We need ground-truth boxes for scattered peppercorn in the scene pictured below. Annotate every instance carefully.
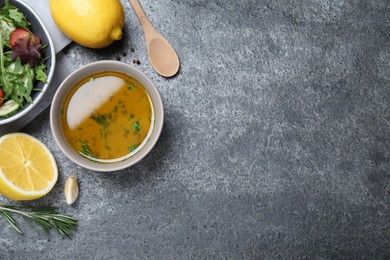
[116,56,121,61]
[131,47,135,52]
[136,60,141,65]
[132,59,137,64]
[122,52,127,57]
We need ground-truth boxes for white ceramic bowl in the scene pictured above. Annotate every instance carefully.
[0,0,56,125]
[50,61,164,172]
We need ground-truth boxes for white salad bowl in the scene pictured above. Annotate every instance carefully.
[50,61,164,172]
[0,0,55,125]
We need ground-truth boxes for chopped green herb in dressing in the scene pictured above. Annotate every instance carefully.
[131,120,141,134]
[128,144,139,152]
[127,84,136,90]
[90,113,110,128]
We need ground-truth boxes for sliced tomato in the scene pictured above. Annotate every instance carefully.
[10,28,40,49]
[10,28,42,67]
[0,88,4,107]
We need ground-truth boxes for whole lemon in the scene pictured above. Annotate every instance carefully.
[50,0,125,48]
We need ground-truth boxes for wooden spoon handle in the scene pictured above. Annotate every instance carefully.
[128,0,155,34]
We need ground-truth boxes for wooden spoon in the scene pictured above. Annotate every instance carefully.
[129,0,180,77]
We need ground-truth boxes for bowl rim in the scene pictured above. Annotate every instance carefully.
[50,60,164,172]
[0,0,56,125]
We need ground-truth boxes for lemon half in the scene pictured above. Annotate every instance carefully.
[0,133,58,200]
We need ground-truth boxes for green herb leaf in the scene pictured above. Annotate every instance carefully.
[90,113,110,128]
[128,144,139,152]
[127,84,136,90]
[35,62,48,83]
[0,204,77,239]
[8,9,23,23]
[7,7,28,28]
[131,120,141,134]
[79,141,95,158]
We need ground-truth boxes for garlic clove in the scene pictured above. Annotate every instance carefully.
[64,176,79,205]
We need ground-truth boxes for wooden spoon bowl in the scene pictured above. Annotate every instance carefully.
[129,0,180,77]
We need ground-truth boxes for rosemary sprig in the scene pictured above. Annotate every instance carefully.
[0,204,77,239]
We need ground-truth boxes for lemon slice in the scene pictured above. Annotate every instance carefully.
[0,133,58,200]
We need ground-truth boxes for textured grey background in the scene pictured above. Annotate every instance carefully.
[1,0,390,259]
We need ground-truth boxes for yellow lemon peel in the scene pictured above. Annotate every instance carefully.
[50,0,125,48]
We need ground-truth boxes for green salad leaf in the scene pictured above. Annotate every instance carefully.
[0,0,28,43]
[0,0,49,112]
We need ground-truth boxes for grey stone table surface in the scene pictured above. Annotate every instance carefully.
[1,0,389,259]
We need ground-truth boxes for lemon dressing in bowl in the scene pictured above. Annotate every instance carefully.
[50,60,164,172]
[60,71,154,163]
